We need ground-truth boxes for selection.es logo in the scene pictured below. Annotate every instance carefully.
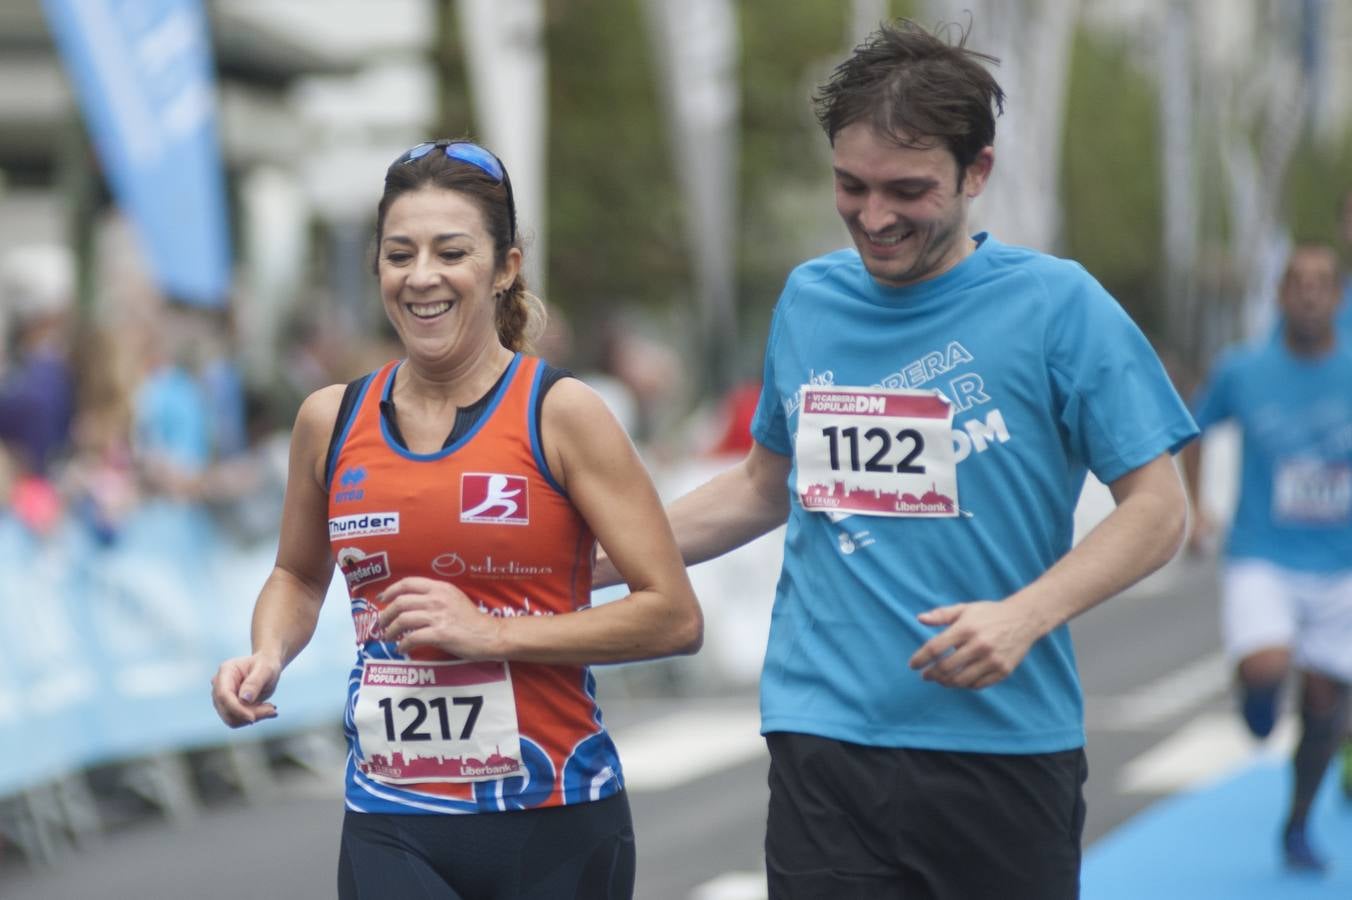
[460,473,529,525]
[329,512,399,539]
[335,466,367,503]
[431,552,553,580]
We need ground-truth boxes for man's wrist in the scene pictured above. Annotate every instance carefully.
[1005,589,1063,640]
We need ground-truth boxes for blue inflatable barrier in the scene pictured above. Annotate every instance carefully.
[0,517,102,794]
[0,505,357,798]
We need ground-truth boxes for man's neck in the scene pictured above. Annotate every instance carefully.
[1283,330,1334,358]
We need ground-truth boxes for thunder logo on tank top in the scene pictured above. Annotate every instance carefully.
[327,354,623,814]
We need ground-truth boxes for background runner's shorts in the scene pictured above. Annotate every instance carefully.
[1222,559,1352,681]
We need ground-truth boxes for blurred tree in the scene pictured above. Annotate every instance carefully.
[544,0,688,356]
[432,0,474,140]
[1060,26,1164,337]
[517,1,1351,398]
[1284,129,1352,246]
[539,0,933,384]
[735,2,847,363]
[735,1,919,367]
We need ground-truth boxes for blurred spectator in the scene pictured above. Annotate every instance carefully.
[704,380,760,458]
[1341,189,1352,332]
[63,327,140,544]
[534,303,641,437]
[592,318,687,450]
[0,434,62,537]
[132,306,213,501]
[0,244,77,478]
[277,307,348,420]
[129,301,280,539]
[211,385,290,545]
[0,440,13,508]
[533,300,576,368]
[198,305,249,461]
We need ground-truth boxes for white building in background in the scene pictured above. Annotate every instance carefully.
[0,0,440,371]
[222,0,440,369]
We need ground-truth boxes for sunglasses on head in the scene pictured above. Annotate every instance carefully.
[394,140,517,243]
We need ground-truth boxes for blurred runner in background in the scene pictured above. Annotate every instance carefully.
[1335,188,1352,803]
[1185,243,1352,874]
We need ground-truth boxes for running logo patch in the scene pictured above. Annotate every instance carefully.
[460,473,530,525]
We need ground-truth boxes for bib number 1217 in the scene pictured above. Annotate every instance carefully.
[377,695,482,742]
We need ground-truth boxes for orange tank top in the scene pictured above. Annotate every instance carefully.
[327,354,623,814]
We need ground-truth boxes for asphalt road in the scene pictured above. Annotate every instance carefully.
[0,554,1230,900]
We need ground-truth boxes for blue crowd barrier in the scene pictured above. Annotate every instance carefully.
[0,504,357,799]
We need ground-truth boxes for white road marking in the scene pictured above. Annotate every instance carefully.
[689,871,767,900]
[1117,711,1296,794]
[613,706,766,793]
[1084,652,1231,730]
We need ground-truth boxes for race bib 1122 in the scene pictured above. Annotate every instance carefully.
[794,386,958,518]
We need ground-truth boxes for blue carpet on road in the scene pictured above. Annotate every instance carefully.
[1082,761,1352,899]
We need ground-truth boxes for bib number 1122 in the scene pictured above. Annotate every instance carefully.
[821,425,925,474]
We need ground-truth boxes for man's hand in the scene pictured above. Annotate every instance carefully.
[908,600,1044,690]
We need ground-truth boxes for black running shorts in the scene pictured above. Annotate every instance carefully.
[764,732,1086,900]
[337,789,635,900]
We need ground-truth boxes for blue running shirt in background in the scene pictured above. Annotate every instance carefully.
[1191,340,1352,573]
[750,234,1198,754]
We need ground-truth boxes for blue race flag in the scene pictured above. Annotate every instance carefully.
[42,0,231,307]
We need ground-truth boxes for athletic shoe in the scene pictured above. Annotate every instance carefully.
[1283,824,1328,874]
[1240,682,1280,739]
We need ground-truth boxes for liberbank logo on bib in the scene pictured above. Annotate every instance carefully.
[329,512,400,539]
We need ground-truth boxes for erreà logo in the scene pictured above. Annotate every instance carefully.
[335,466,367,503]
[329,512,399,538]
[338,547,391,591]
[460,473,529,525]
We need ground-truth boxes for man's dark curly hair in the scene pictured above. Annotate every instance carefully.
[814,19,1005,172]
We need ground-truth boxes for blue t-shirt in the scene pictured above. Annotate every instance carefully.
[750,234,1197,754]
[1191,340,1352,572]
[133,365,211,473]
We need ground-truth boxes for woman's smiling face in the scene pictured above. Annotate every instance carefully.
[377,186,519,364]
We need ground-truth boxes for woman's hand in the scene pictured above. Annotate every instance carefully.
[211,653,282,727]
[378,577,506,659]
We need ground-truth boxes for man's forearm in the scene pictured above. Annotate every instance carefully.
[1007,458,1188,636]
[664,465,788,567]
[594,450,790,587]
